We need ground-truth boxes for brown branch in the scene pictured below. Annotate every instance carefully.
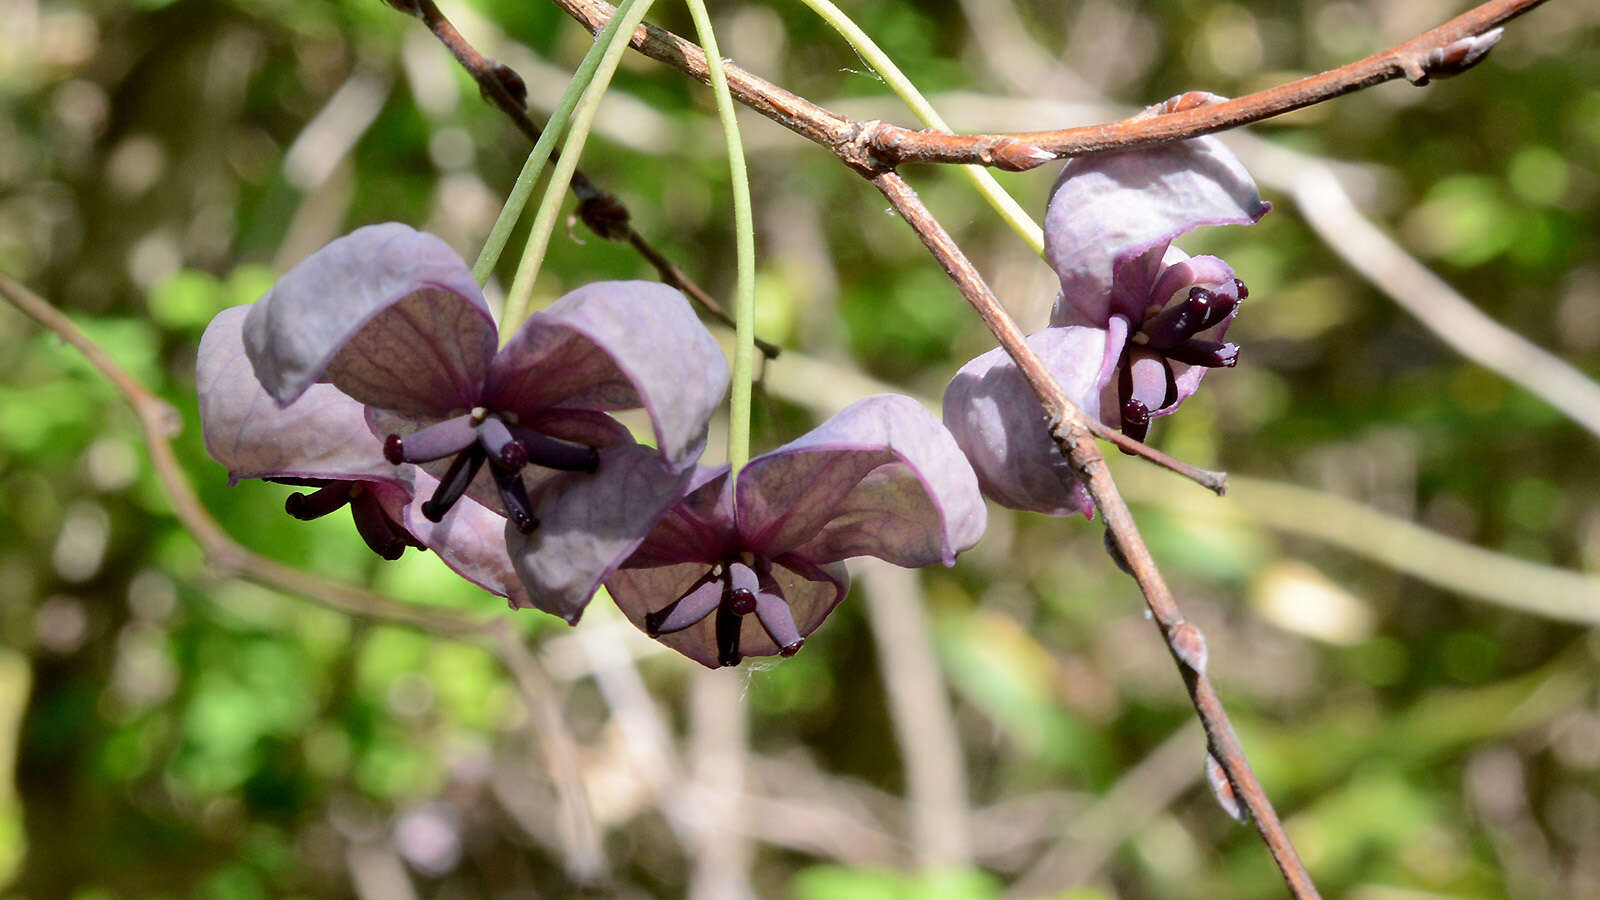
[871,171,1319,899]
[548,0,1537,173]
[391,0,780,358]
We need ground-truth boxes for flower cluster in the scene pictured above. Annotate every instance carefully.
[200,223,986,667]
[943,136,1269,517]
[199,138,1262,664]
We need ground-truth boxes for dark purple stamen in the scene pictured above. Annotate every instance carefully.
[715,605,744,668]
[1158,356,1179,410]
[509,425,600,473]
[349,487,414,560]
[1164,339,1239,368]
[477,416,527,470]
[1117,348,1151,447]
[1142,287,1214,348]
[489,461,538,534]
[285,482,355,520]
[422,445,486,522]
[1196,290,1239,332]
[646,571,723,636]
[1233,278,1249,300]
[1120,397,1151,444]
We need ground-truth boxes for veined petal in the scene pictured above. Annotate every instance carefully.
[485,281,729,468]
[242,223,496,416]
[735,394,986,567]
[619,465,736,569]
[398,470,529,605]
[1046,137,1268,327]
[198,306,410,486]
[943,327,1111,518]
[506,442,695,624]
[608,557,846,669]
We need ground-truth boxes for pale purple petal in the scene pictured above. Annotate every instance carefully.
[506,443,695,624]
[485,281,729,467]
[1045,137,1268,327]
[242,223,497,416]
[735,394,986,567]
[399,470,528,605]
[619,466,736,569]
[943,328,1112,518]
[608,558,846,669]
[198,306,410,487]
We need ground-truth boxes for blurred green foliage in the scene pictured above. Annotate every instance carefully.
[1,0,1598,897]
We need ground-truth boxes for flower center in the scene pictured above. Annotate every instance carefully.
[642,559,805,667]
[266,477,423,561]
[1117,280,1246,443]
[382,408,599,533]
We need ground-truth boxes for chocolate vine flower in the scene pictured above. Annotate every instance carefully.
[945,137,1269,517]
[198,305,528,602]
[238,223,729,535]
[586,395,986,669]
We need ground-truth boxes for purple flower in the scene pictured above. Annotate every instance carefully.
[238,223,730,536]
[198,306,529,603]
[945,137,1269,517]
[589,395,986,668]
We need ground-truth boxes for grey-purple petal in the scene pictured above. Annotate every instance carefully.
[943,327,1110,518]
[1045,137,1269,327]
[485,281,729,468]
[735,394,986,567]
[399,470,529,606]
[198,305,411,486]
[506,442,695,624]
[242,223,497,416]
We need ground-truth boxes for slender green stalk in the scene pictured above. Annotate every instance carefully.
[796,0,1044,254]
[683,0,756,472]
[499,0,655,339]
[470,8,639,286]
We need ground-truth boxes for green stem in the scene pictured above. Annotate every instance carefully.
[796,0,1044,255]
[683,0,756,472]
[499,0,656,339]
[470,8,638,287]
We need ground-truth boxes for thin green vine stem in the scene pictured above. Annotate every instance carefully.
[683,0,756,473]
[499,0,656,340]
[470,5,641,287]
[796,0,1045,255]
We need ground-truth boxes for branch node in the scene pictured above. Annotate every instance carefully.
[1404,27,1504,86]
[1169,621,1209,675]
[1206,753,1250,825]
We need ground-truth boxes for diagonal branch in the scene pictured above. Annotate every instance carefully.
[871,173,1319,898]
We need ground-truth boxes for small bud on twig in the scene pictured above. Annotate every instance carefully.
[1206,753,1250,824]
[1169,621,1208,675]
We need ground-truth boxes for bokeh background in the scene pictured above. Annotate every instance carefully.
[2,0,1599,897]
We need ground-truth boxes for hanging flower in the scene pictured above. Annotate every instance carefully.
[238,222,731,536]
[198,305,528,602]
[945,136,1269,517]
[540,395,988,668]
